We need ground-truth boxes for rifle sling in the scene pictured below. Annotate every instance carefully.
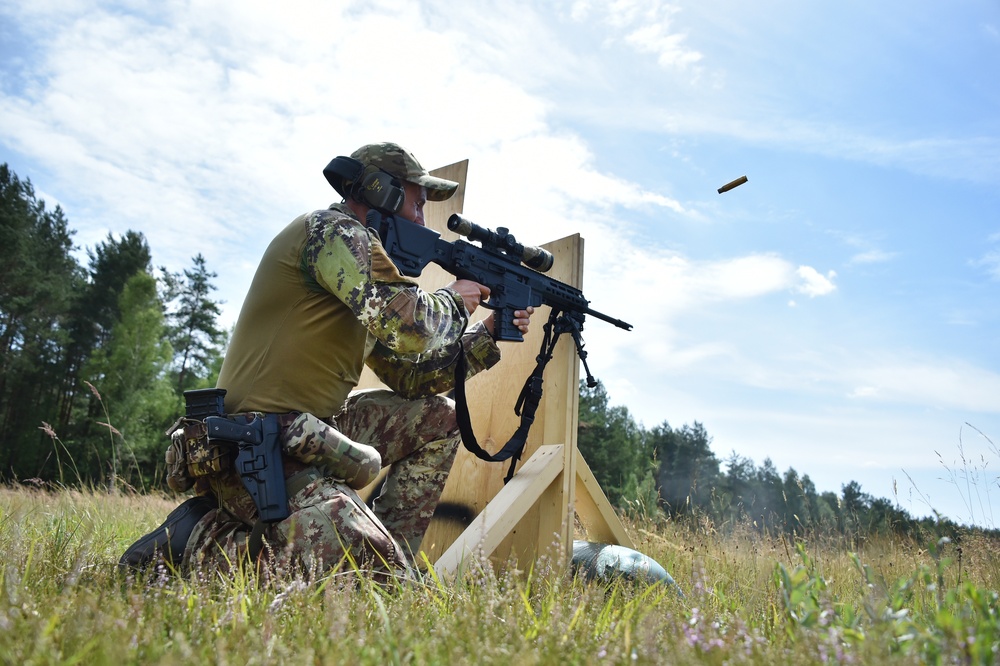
[453,309,563,483]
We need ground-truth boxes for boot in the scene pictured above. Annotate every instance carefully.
[119,495,214,572]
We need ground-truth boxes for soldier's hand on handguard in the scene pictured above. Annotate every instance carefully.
[484,306,535,340]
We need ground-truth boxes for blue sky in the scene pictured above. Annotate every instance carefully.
[2,0,999,526]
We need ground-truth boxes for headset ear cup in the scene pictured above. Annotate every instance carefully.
[358,168,405,214]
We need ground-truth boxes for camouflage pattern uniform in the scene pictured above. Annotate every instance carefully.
[181,143,501,579]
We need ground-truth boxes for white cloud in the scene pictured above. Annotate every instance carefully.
[567,0,702,69]
[972,250,1000,281]
[625,20,703,69]
[850,360,1000,414]
[795,266,837,297]
[581,247,806,324]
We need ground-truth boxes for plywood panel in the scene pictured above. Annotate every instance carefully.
[434,445,565,574]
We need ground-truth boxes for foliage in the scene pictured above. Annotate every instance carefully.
[649,421,718,516]
[578,381,649,507]
[577,379,944,542]
[3,487,1000,664]
[56,230,157,480]
[80,272,179,488]
[0,165,85,479]
[60,230,153,424]
[0,164,212,489]
[772,536,1000,663]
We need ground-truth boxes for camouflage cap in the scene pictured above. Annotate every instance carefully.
[350,142,459,201]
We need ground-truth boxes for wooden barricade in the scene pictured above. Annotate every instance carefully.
[357,160,633,575]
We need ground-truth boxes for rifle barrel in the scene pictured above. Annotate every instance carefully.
[585,306,633,331]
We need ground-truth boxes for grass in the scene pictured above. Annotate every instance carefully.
[2,486,1000,665]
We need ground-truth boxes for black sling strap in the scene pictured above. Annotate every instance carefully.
[453,308,597,483]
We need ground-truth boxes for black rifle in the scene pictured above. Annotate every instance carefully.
[369,210,632,480]
[372,211,632,341]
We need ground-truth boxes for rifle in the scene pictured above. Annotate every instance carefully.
[320,153,630,339]
[371,211,632,342]
[369,209,632,480]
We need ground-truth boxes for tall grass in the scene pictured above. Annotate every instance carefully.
[2,486,999,664]
[934,423,1000,530]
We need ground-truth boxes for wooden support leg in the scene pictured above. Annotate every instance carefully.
[434,445,565,575]
[433,445,637,576]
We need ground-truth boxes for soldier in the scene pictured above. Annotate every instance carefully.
[120,142,532,578]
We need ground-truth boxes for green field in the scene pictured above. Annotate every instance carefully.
[2,486,998,665]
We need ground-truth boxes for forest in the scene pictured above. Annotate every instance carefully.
[0,163,970,540]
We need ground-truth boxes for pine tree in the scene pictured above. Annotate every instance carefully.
[651,421,720,516]
[59,231,152,431]
[163,254,225,393]
[577,380,647,507]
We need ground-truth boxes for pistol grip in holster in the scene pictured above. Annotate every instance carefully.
[206,414,289,523]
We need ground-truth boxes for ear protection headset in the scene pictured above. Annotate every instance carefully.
[322,156,405,215]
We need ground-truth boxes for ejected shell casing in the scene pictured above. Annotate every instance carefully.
[718,175,748,194]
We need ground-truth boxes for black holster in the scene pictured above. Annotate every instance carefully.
[184,388,289,523]
[204,413,289,523]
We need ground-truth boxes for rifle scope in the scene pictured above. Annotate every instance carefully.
[448,214,554,273]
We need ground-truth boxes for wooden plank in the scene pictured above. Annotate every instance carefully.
[552,234,583,565]
[434,445,565,575]
[497,232,585,568]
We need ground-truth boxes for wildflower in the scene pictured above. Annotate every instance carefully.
[269,580,309,612]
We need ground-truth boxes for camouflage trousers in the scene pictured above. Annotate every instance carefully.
[183,389,460,578]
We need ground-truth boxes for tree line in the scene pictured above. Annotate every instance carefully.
[0,164,970,540]
[577,380,970,540]
[1,164,225,490]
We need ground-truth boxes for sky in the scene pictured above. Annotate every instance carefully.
[2,0,999,527]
